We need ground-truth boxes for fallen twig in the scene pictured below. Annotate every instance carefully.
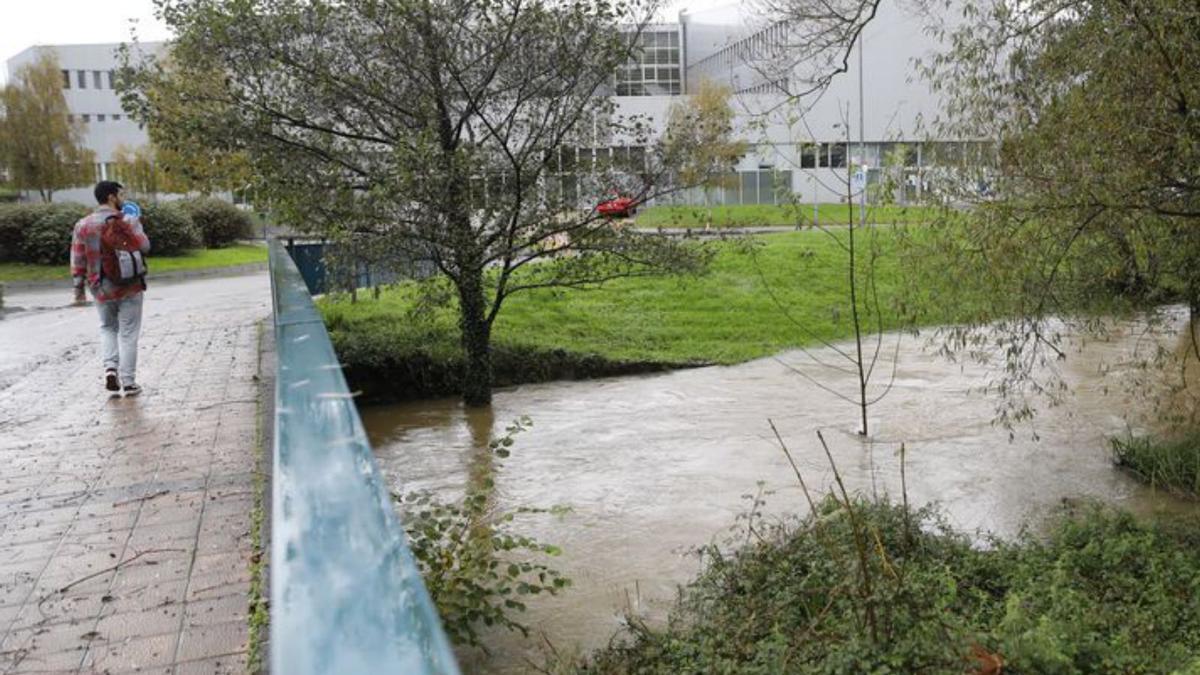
[55,548,187,595]
[112,489,170,507]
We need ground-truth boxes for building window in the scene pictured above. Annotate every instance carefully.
[77,70,87,89]
[81,114,90,123]
[61,70,70,89]
[800,145,816,169]
[112,114,121,121]
[93,70,102,89]
[614,29,682,96]
[107,70,115,89]
[829,143,847,168]
[97,114,106,122]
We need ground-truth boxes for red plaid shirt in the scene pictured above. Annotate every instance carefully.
[71,206,151,303]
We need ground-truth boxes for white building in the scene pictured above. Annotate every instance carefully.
[612,2,953,205]
[5,42,165,203]
[5,0,952,206]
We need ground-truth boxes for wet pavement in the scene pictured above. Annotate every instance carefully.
[362,308,1199,673]
[0,273,269,673]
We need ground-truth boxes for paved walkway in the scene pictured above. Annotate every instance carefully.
[0,273,270,674]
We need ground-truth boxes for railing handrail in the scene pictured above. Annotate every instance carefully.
[268,240,459,674]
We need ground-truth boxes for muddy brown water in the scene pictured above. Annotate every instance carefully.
[360,310,1198,673]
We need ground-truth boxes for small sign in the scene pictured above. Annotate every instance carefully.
[122,201,142,219]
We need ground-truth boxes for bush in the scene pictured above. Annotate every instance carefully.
[0,204,42,261]
[180,197,253,247]
[574,495,1200,674]
[18,203,89,265]
[142,201,201,255]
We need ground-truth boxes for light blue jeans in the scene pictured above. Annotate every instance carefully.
[98,292,144,386]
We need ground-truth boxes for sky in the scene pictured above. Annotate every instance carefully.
[0,0,172,85]
[0,0,740,86]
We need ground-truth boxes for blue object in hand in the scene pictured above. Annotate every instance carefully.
[122,201,142,219]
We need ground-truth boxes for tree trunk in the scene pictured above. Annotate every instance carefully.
[457,268,494,407]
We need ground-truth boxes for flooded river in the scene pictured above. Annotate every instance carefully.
[360,310,1198,672]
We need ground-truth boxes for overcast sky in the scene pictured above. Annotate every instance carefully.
[0,0,740,86]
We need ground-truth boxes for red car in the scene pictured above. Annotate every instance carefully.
[597,195,637,218]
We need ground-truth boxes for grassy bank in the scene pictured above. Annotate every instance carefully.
[570,496,1200,674]
[0,244,267,282]
[321,229,985,401]
[1113,430,1200,497]
[635,203,944,228]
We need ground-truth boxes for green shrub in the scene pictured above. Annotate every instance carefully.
[18,203,89,265]
[142,201,201,255]
[573,496,1200,674]
[0,204,41,261]
[397,418,570,646]
[180,197,253,247]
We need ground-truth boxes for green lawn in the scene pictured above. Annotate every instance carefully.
[0,244,267,283]
[320,228,986,399]
[634,203,945,229]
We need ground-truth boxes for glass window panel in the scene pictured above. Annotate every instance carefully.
[93,70,102,88]
[670,32,679,47]
[61,70,70,88]
[657,68,671,81]
[724,178,741,206]
[77,70,87,88]
[667,49,679,64]
[817,143,830,168]
[740,172,757,205]
[759,171,774,204]
[799,145,814,168]
[656,32,669,47]
[830,143,847,168]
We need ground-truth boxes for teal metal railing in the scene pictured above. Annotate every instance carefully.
[268,240,459,674]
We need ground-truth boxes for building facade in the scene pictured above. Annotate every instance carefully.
[5,42,164,203]
[5,0,953,207]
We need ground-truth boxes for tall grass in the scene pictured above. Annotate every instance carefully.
[1112,430,1200,496]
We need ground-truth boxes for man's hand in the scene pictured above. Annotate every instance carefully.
[73,287,87,305]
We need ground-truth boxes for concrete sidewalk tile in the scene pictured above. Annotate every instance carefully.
[185,576,249,604]
[182,593,247,629]
[94,605,183,642]
[86,632,178,672]
[189,552,247,580]
[2,643,88,672]
[109,561,192,595]
[173,650,247,675]
[176,620,247,664]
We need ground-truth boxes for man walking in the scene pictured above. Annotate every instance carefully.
[71,181,151,397]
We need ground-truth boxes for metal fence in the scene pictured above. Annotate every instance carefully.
[284,238,437,296]
[269,240,459,674]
